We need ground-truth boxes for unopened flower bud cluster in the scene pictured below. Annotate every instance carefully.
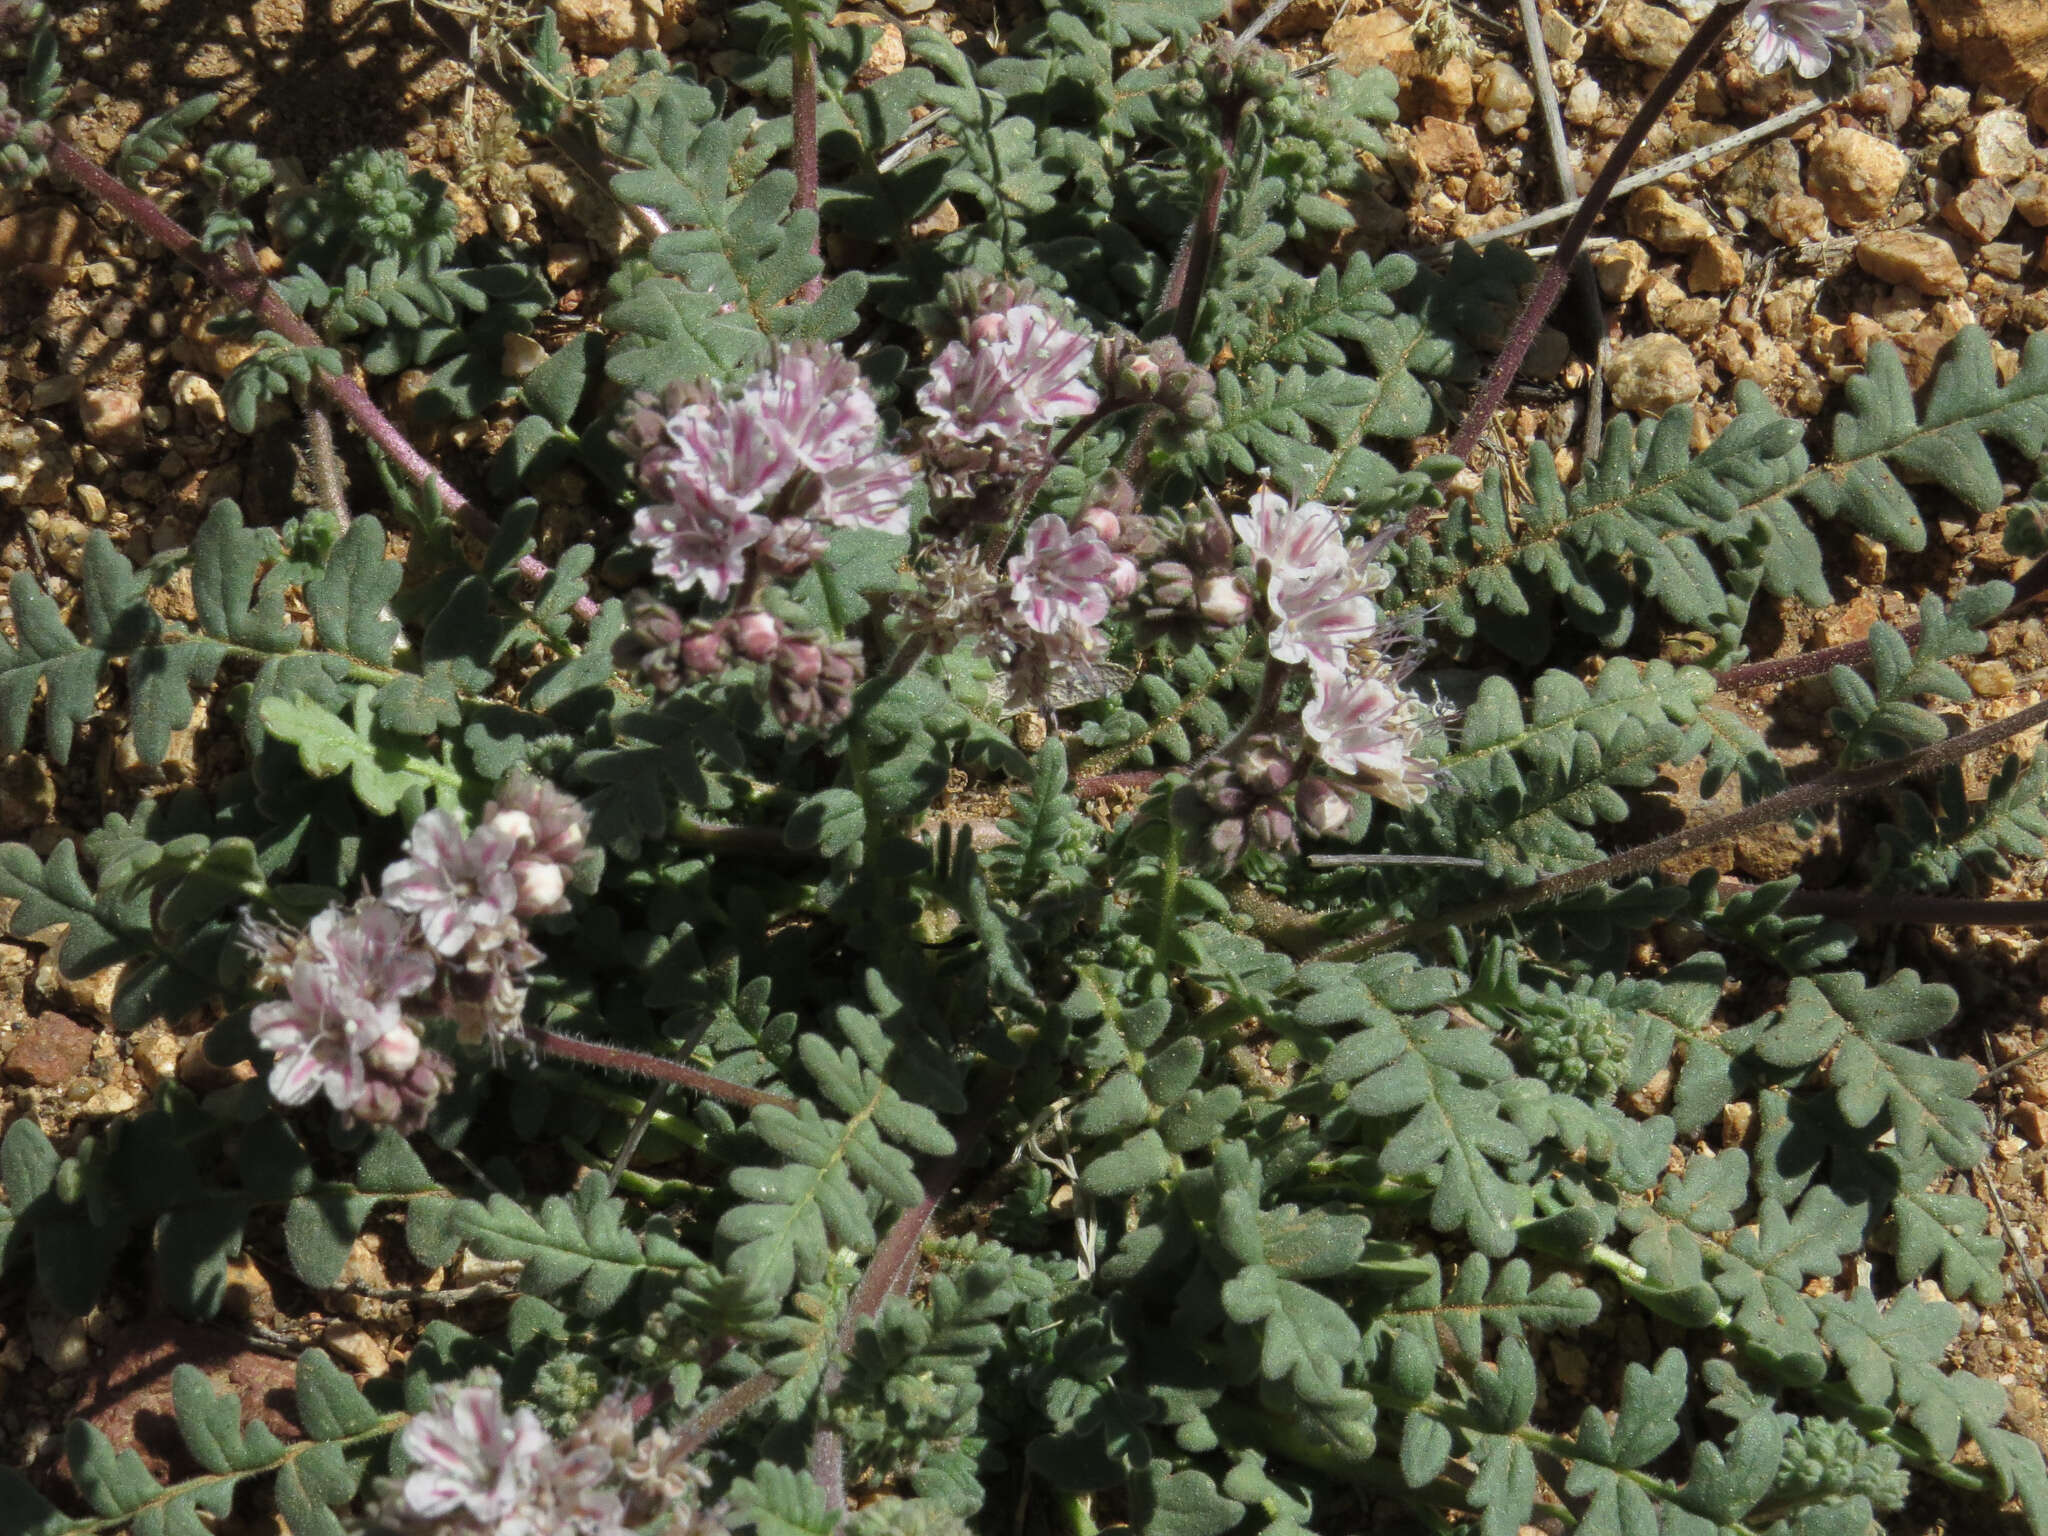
[241,771,590,1129]
[371,1370,725,1536]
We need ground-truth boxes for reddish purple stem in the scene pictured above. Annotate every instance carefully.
[47,136,601,624]
[533,1028,800,1112]
[1413,2,1742,534]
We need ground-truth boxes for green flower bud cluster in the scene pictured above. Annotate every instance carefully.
[1771,1417,1910,1513]
[1518,990,1632,1102]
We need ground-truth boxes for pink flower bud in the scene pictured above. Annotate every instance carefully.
[1077,505,1122,544]
[1197,575,1252,628]
[514,859,569,916]
[730,608,782,661]
[1248,803,1296,852]
[365,1024,421,1076]
[679,630,728,676]
[779,639,824,687]
[1106,553,1142,603]
[1296,777,1352,836]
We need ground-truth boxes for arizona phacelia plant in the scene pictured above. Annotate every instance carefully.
[2,0,2047,1533]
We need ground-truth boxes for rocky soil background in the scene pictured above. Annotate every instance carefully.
[3,0,2048,1529]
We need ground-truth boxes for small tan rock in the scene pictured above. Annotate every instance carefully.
[2014,174,2048,224]
[0,205,83,285]
[1763,190,1830,244]
[550,0,657,54]
[1688,235,1744,292]
[1969,659,2017,697]
[2014,1100,2048,1148]
[30,1301,92,1374]
[5,1011,95,1087]
[1606,332,1701,416]
[1328,9,1416,77]
[1593,238,1651,301]
[80,1081,141,1117]
[131,1024,182,1091]
[166,370,225,427]
[1412,54,1474,119]
[1855,229,1970,295]
[1969,108,2038,180]
[1565,75,1603,125]
[1642,276,1721,339]
[1915,0,2048,101]
[322,1322,389,1378]
[1540,5,1585,61]
[1477,59,1534,135]
[1625,186,1713,252]
[80,387,145,451]
[1410,116,1484,176]
[2031,82,2048,132]
[1849,71,1915,131]
[1943,176,2016,240]
[1720,1100,1754,1146]
[222,1255,276,1324]
[0,752,56,834]
[1604,0,1690,67]
[1806,128,1907,225]
[831,12,906,84]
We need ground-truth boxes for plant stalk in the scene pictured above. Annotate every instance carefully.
[789,0,825,304]
[1321,692,2048,960]
[1718,557,2048,693]
[531,1028,800,1112]
[1415,0,1741,533]
[45,135,601,624]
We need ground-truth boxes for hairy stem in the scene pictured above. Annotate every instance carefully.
[1414,0,1741,533]
[531,1028,800,1112]
[1320,692,2048,960]
[45,135,600,624]
[1162,97,1244,351]
[1718,558,2048,693]
[788,0,824,303]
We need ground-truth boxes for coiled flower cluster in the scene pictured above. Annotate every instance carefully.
[241,771,590,1128]
[617,594,865,732]
[369,1371,725,1536]
[1233,487,1442,810]
[620,344,914,601]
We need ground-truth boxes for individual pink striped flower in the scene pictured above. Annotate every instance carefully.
[251,958,416,1115]
[1742,0,1862,76]
[919,303,1100,445]
[1265,559,1385,677]
[745,345,915,533]
[308,900,437,1005]
[1231,488,1346,583]
[630,496,771,603]
[1006,514,1140,634]
[382,810,522,961]
[1303,666,1440,809]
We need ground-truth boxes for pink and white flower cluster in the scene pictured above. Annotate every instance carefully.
[375,1373,721,1536]
[623,344,914,602]
[1233,488,1440,810]
[974,507,1141,712]
[245,772,590,1128]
